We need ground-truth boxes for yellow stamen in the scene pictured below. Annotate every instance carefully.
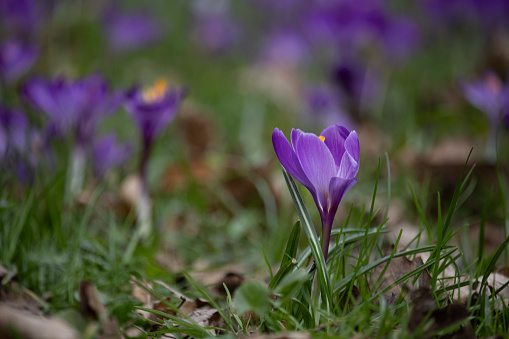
[142,79,168,103]
[319,136,325,142]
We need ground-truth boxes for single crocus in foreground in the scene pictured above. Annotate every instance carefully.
[272,125,359,260]
[125,79,184,239]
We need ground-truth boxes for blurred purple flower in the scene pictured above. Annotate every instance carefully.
[23,75,122,143]
[125,79,183,240]
[0,106,28,159]
[261,30,309,66]
[125,79,183,148]
[332,60,379,110]
[92,134,131,178]
[103,7,163,53]
[461,72,509,125]
[422,0,509,32]
[0,0,50,35]
[304,85,353,128]
[272,125,359,259]
[192,13,240,54]
[0,40,37,84]
[305,0,419,60]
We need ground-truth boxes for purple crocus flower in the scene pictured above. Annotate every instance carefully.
[125,79,183,239]
[461,72,509,161]
[103,6,163,53]
[331,60,380,113]
[461,72,508,126]
[304,0,419,60]
[23,75,122,142]
[192,13,240,54]
[272,125,359,259]
[0,106,28,160]
[0,40,37,84]
[0,0,49,35]
[92,134,131,178]
[125,79,183,151]
[304,85,353,128]
[261,30,309,66]
[24,75,122,195]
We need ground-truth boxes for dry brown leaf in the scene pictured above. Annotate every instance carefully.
[408,287,474,338]
[130,280,157,322]
[132,279,225,335]
[214,272,245,297]
[0,304,80,339]
[189,262,245,296]
[0,267,41,315]
[79,280,107,321]
[369,254,431,305]
[79,280,122,339]
[454,273,509,306]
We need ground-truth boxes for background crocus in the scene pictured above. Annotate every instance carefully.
[0,106,28,162]
[272,125,359,259]
[103,6,163,54]
[461,72,509,161]
[24,75,122,196]
[92,134,131,178]
[125,79,184,239]
[0,40,37,84]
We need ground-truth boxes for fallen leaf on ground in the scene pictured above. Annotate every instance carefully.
[189,263,245,296]
[454,273,509,306]
[79,280,107,321]
[0,265,43,315]
[131,278,225,336]
[79,280,122,339]
[0,304,80,339]
[369,252,430,305]
[409,287,474,338]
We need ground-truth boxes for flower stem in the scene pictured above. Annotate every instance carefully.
[136,139,153,240]
[136,178,152,241]
[66,145,86,199]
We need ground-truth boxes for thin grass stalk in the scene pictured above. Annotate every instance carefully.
[282,167,332,312]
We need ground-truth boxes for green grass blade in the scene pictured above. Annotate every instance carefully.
[479,235,509,297]
[384,152,391,223]
[333,245,451,293]
[269,221,300,289]
[282,167,332,310]
[441,149,474,239]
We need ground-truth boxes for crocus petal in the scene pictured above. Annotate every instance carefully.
[328,177,358,218]
[320,124,350,169]
[290,128,304,152]
[338,131,360,179]
[272,128,313,190]
[295,132,337,208]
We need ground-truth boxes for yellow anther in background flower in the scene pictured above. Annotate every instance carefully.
[142,79,168,103]
[319,136,325,142]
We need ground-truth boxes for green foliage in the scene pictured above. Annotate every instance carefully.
[233,280,270,317]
